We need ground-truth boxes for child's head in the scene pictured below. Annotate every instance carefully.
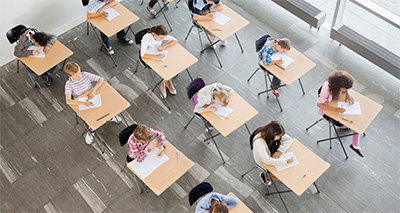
[32,32,50,46]
[64,62,81,80]
[148,25,168,41]
[211,203,229,213]
[327,70,354,100]
[206,0,219,4]
[213,90,230,107]
[134,125,153,142]
[276,38,291,54]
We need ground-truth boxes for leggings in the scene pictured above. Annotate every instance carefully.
[323,114,360,147]
[148,0,158,7]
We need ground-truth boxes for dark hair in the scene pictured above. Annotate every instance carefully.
[147,25,168,36]
[326,70,354,101]
[201,199,229,213]
[251,121,285,153]
[32,32,50,46]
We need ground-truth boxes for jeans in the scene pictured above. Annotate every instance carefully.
[269,72,281,89]
[100,30,127,49]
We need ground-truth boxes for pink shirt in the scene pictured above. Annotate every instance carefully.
[128,128,166,162]
[65,72,100,99]
[317,81,333,116]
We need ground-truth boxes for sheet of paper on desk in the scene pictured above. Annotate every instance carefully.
[338,102,362,115]
[270,53,294,69]
[213,11,231,25]
[209,103,233,119]
[275,151,299,172]
[128,147,169,179]
[147,48,168,61]
[103,8,120,21]
[27,46,45,58]
[78,94,102,111]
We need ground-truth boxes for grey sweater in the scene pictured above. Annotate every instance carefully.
[194,83,233,113]
[14,28,57,58]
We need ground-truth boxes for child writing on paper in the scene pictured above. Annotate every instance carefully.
[141,25,178,98]
[127,124,166,163]
[251,121,293,184]
[193,83,233,113]
[195,192,239,213]
[317,70,363,158]
[64,62,121,144]
[14,27,57,86]
[258,36,291,97]
[190,0,227,46]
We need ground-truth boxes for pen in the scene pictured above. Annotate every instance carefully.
[212,29,223,31]
[220,116,229,120]
[297,174,306,183]
[102,10,108,15]
[97,113,110,121]
[176,152,180,162]
[157,65,167,67]
[276,64,285,70]
[341,117,353,123]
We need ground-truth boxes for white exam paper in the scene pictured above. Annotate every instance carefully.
[270,53,294,69]
[213,11,231,26]
[78,94,102,111]
[103,8,120,21]
[338,102,362,115]
[209,103,233,119]
[275,151,299,172]
[128,147,169,179]
[147,48,168,61]
[27,46,45,58]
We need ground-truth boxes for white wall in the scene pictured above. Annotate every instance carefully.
[0,0,87,67]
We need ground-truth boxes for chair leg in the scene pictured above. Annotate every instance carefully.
[184,115,196,129]
[86,21,89,36]
[306,118,324,131]
[247,68,260,81]
[184,25,194,41]
[241,166,256,178]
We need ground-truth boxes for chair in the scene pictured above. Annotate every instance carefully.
[134,28,151,74]
[81,0,90,35]
[6,24,26,73]
[189,182,213,206]
[118,124,138,172]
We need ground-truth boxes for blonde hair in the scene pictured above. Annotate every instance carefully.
[134,125,152,142]
[64,62,80,75]
[213,90,230,106]
[278,39,291,50]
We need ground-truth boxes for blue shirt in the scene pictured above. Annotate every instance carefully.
[195,192,239,213]
[191,0,221,15]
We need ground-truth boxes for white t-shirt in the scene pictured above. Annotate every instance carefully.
[140,33,177,56]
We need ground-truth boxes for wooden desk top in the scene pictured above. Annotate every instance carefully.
[227,192,253,213]
[70,81,130,131]
[127,140,194,196]
[259,47,316,85]
[87,2,139,38]
[324,89,383,134]
[201,91,258,137]
[264,139,330,196]
[142,43,198,80]
[18,41,73,76]
[197,5,249,41]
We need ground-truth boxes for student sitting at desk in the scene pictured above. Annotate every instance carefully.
[14,27,57,86]
[195,192,239,213]
[64,62,121,144]
[258,36,291,97]
[317,70,363,158]
[128,124,166,163]
[251,121,293,184]
[191,0,226,46]
[141,25,178,98]
[193,83,232,113]
[87,0,134,55]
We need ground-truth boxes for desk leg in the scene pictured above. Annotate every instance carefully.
[17,59,20,73]
[186,69,193,81]
[202,31,222,68]
[26,69,53,104]
[263,73,283,112]
[138,178,161,213]
[298,78,305,95]
[184,174,193,188]
[82,121,105,154]
[234,33,244,53]
[244,123,251,135]
[125,25,136,36]
[155,1,172,31]
[89,23,118,67]
[313,182,320,194]
[267,172,289,213]
[119,113,129,127]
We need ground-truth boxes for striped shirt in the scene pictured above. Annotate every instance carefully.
[128,128,166,163]
[87,0,110,14]
[65,72,100,99]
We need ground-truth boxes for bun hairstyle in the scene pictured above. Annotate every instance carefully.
[326,70,354,100]
[147,25,168,36]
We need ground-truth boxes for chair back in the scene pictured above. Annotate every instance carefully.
[82,0,89,6]
[189,182,213,206]
[188,0,194,12]
[255,35,270,52]
[135,28,150,45]
[6,25,26,44]
[249,127,261,150]
[317,85,322,97]
[118,124,138,147]
[186,78,205,100]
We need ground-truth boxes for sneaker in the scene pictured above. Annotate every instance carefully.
[123,38,134,45]
[110,116,122,124]
[147,6,156,16]
[85,132,94,144]
[221,40,227,46]
[106,46,114,55]
[271,89,280,97]
[350,145,364,158]
[260,172,271,186]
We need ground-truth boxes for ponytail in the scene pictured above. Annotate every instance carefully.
[147,25,168,36]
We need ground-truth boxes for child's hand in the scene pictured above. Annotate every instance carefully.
[346,96,354,105]
[147,139,157,149]
[33,49,40,56]
[272,151,282,159]
[157,46,164,51]
[207,13,215,19]
[43,46,51,54]
[87,90,95,100]
[337,108,346,113]
[275,59,283,65]
[287,158,294,164]
[158,147,165,156]
[208,107,217,112]
[83,101,93,107]
[158,53,165,58]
